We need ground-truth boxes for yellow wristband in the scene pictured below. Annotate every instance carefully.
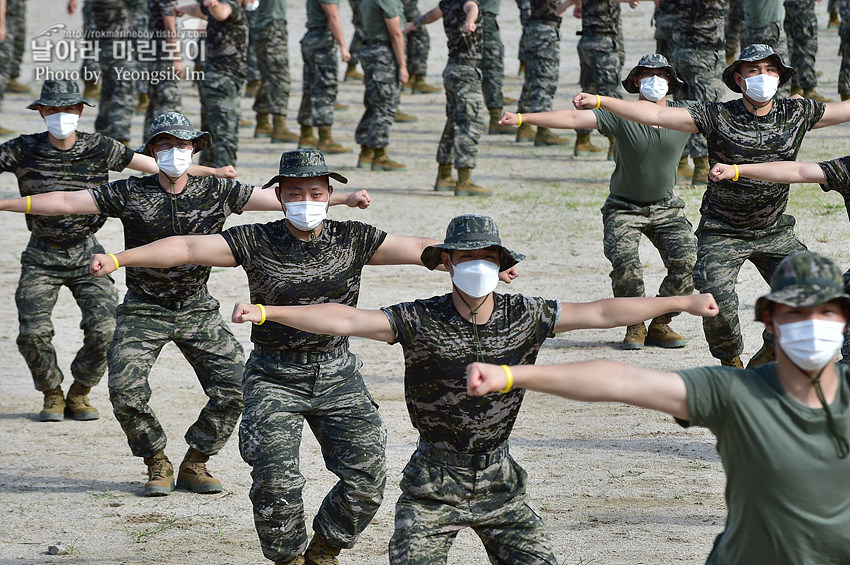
[108,253,120,270]
[25,195,31,214]
[732,164,739,182]
[595,94,601,109]
[255,303,267,326]
[516,113,522,127]
[499,364,514,394]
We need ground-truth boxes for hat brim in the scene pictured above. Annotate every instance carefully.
[27,98,95,110]
[722,54,794,93]
[420,242,525,272]
[621,64,683,94]
[261,171,348,188]
[754,288,850,321]
[142,130,213,156]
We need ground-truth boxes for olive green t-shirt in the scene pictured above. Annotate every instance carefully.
[742,0,784,28]
[678,363,850,565]
[362,0,404,42]
[306,0,338,29]
[592,101,693,204]
[254,0,286,28]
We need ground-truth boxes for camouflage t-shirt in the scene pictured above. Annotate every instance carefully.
[0,132,134,244]
[688,98,825,230]
[817,155,850,223]
[199,0,249,79]
[581,0,620,34]
[441,0,482,61]
[671,0,725,49]
[149,0,178,31]
[382,293,560,453]
[221,219,387,351]
[89,175,253,299]
[529,0,560,22]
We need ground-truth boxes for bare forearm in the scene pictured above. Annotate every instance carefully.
[326,11,346,49]
[0,192,99,215]
[738,161,825,184]
[520,110,597,130]
[388,23,406,72]
[264,303,359,335]
[113,238,197,268]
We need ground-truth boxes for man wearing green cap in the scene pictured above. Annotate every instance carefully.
[575,43,850,369]
[467,250,850,564]
[501,54,698,352]
[228,213,718,564]
[0,84,235,425]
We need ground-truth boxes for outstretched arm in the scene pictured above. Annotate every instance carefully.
[405,6,442,32]
[466,361,689,420]
[814,100,850,129]
[500,109,598,130]
[709,161,826,184]
[555,293,717,333]
[573,93,699,133]
[0,190,101,215]
[126,153,238,179]
[231,302,396,342]
[242,187,371,212]
[90,233,237,276]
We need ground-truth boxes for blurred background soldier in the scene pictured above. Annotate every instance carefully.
[403,0,440,92]
[785,0,832,101]
[144,0,183,145]
[345,0,366,80]
[741,0,791,96]
[6,0,28,94]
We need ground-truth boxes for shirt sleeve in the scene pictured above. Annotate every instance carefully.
[218,178,254,216]
[590,108,616,137]
[530,297,561,340]
[88,179,129,217]
[677,366,735,429]
[805,99,827,130]
[100,134,135,172]
[686,101,712,137]
[380,301,419,346]
[0,137,22,173]
[351,221,388,267]
[220,223,251,266]
[817,156,850,196]
[376,0,403,18]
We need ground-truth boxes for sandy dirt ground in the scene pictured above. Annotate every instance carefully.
[2,1,850,564]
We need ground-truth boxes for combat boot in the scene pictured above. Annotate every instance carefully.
[357,146,374,169]
[842,93,850,101]
[395,108,418,122]
[83,80,99,100]
[344,62,363,81]
[39,386,65,422]
[515,122,535,142]
[271,115,299,143]
[803,88,833,103]
[720,356,744,369]
[692,156,709,186]
[65,381,100,421]
[455,167,493,197]
[488,108,514,135]
[254,113,273,137]
[535,126,569,146]
[409,74,441,94]
[503,95,518,104]
[304,533,341,565]
[518,61,526,76]
[143,451,174,497]
[676,156,693,184]
[0,124,16,135]
[829,11,840,29]
[245,79,261,97]
[177,447,223,494]
[371,147,406,171]
[316,126,352,154]
[435,163,455,191]
[573,131,604,156]
[275,557,305,565]
[622,323,646,351]
[7,77,30,93]
[298,126,318,149]
[790,85,803,97]
[645,315,686,348]
[333,101,349,110]
[745,341,776,369]
[134,93,149,114]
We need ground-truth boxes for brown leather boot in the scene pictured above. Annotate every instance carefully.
[455,167,493,197]
[371,147,406,171]
[357,146,374,169]
[333,100,349,110]
[245,79,261,97]
[622,323,647,350]
[515,122,535,142]
[271,115,299,143]
[828,11,840,29]
[177,447,222,493]
[134,93,149,114]
[304,533,341,565]
[143,451,174,497]
[275,557,306,565]
[83,80,100,99]
[6,77,30,93]
[65,381,99,420]
[573,131,604,156]
[720,356,744,369]
[535,126,568,146]
[803,87,833,103]
[409,74,441,94]
[676,156,693,184]
[692,156,709,186]
[488,108,515,135]
[790,85,803,97]
[254,113,273,137]
[317,126,352,154]
[745,341,776,369]
[503,95,518,104]
[0,124,16,135]
[645,315,686,348]
[39,386,65,422]
[435,164,455,191]
[298,125,318,149]
[394,107,418,122]
[344,62,363,81]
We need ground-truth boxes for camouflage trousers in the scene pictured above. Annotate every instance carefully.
[253,20,292,116]
[144,58,182,145]
[240,348,386,563]
[841,269,850,364]
[404,0,430,76]
[108,289,244,458]
[481,12,505,110]
[355,44,402,149]
[601,194,697,301]
[517,21,560,114]
[839,3,850,95]
[388,441,558,565]
[784,0,819,89]
[516,0,531,66]
[246,9,261,83]
[653,10,677,60]
[437,63,484,169]
[669,46,724,159]
[298,30,339,128]
[128,0,149,97]
[693,215,806,361]
[8,0,25,79]
[96,43,136,141]
[576,32,623,136]
[726,0,743,59]
[348,0,365,65]
[198,70,242,167]
[16,236,118,392]
[0,0,26,108]
[742,22,791,96]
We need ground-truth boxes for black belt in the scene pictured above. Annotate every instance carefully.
[127,289,202,311]
[363,39,390,46]
[29,235,90,251]
[447,57,480,67]
[254,344,348,364]
[417,439,509,470]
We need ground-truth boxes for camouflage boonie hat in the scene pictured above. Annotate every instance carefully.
[722,43,794,93]
[420,214,525,271]
[621,53,684,95]
[27,79,94,110]
[754,252,850,320]
[142,112,212,155]
[262,149,348,188]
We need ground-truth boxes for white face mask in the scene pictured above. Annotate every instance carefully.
[156,147,194,179]
[777,319,846,371]
[245,0,259,10]
[284,199,328,232]
[451,259,500,298]
[639,75,668,102]
[44,112,79,140]
[742,74,779,104]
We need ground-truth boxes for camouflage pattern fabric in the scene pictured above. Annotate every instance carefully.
[817,154,850,223]
[128,0,151,97]
[89,174,253,300]
[442,0,483,62]
[80,0,102,82]
[108,289,244,457]
[840,0,850,96]
[687,98,825,230]
[437,64,484,169]
[580,0,619,33]
[354,44,402,149]
[516,0,531,66]
[672,0,726,50]
[741,22,791,96]
[200,0,249,79]
[198,70,243,167]
[403,0,430,76]
[842,269,850,365]
[297,30,339,127]
[0,0,25,109]
[601,194,697,301]
[240,350,386,562]
[8,0,25,79]
[389,448,556,565]
[726,0,743,57]
[784,0,819,90]
[144,0,182,143]
[669,47,724,158]
[653,0,680,59]
[694,215,806,360]
[252,19,291,116]
[516,22,559,114]
[16,236,118,391]
[755,251,850,317]
[578,33,624,98]
[245,9,262,83]
[348,0,365,65]
[481,12,506,110]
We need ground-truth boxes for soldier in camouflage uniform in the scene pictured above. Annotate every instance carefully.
[345,0,366,79]
[741,0,791,96]
[480,0,514,135]
[784,0,831,101]
[840,0,850,100]
[409,0,490,196]
[0,0,26,133]
[726,0,743,63]
[128,0,151,112]
[244,3,262,94]
[231,214,716,564]
[87,148,443,565]
[515,0,530,74]
[403,0,440,92]
[6,0,29,94]
[144,0,183,145]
